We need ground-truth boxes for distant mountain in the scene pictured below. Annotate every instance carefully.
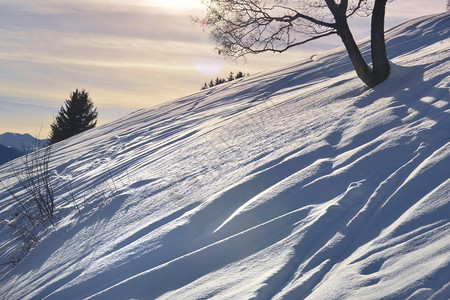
[0,132,47,152]
[0,132,47,165]
[0,144,23,165]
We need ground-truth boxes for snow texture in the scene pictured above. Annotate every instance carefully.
[0,13,449,300]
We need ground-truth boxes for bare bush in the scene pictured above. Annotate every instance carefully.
[1,144,55,258]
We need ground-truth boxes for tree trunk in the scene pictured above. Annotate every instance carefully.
[371,0,390,84]
[337,22,378,88]
[326,0,389,88]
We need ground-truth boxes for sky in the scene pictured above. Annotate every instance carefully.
[0,0,447,136]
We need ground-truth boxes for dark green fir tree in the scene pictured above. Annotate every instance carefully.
[49,89,98,144]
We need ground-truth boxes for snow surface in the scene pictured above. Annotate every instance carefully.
[0,13,449,300]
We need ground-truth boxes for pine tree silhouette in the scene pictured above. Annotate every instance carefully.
[201,71,247,90]
[227,72,235,81]
[49,89,98,144]
[236,71,244,79]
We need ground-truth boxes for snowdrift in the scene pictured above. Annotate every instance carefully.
[0,13,449,299]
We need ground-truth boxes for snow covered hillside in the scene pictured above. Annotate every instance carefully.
[0,13,449,299]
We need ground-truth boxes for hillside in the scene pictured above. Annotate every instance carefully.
[0,13,449,299]
[0,145,23,165]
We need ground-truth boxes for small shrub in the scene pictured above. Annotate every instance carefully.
[1,143,55,258]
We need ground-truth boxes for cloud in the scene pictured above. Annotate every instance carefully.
[0,1,216,133]
[0,1,203,42]
[0,96,55,134]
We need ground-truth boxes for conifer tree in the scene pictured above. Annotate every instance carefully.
[200,71,248,90]
[49,89,98,144]
[227,72,235,82]
[236,71,244,79]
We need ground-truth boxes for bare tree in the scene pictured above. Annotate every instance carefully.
[196,0,390,87]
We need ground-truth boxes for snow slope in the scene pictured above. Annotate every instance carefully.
[0,13,449,299]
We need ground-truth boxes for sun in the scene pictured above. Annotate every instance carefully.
[148,0,204,10]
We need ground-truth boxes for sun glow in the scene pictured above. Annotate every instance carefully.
[148,0,203,10]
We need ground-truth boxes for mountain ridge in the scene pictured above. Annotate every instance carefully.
[0,132,47,150]
[0,132,48,165]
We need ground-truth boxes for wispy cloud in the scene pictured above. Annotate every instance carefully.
[0,0,219,133]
